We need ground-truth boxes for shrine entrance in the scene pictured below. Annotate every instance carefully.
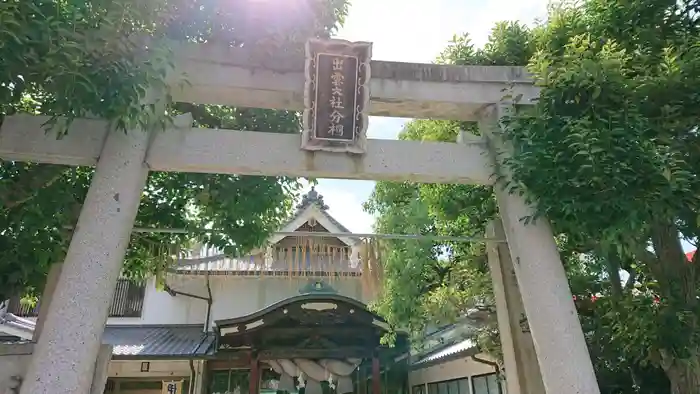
[210,293,408,394]
[1,37,602,394]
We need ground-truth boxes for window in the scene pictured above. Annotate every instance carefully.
[427,378,468,394]
[471,373,501,394]
[458,379,469,394]
[209,369,251,394]
[7,278,146,318]
[412,385,425,394]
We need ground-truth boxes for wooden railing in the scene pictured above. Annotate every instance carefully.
[6,298,40,317]
[6,279,146,318]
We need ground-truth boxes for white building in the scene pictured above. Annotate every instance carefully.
[1,189,500,394]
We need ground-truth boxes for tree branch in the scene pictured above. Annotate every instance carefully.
[650,220,697,304]
[607,252,623,298]
[171,102,222,128]
[624,267,637,290]
[635,247,659,267]
[0,164,69,212]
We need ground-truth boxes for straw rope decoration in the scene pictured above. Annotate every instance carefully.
[258,248,265,277]
[166,232,386,300]
[359,237,384,299]
[301,236,307,276]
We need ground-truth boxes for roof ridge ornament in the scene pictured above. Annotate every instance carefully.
[296,186,329,211]
[299,279,337,294]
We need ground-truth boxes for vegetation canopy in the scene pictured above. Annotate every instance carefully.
[366,1,700,393]
[0,0,348,301]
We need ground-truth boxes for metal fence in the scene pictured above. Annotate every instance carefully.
[6,279,146,318]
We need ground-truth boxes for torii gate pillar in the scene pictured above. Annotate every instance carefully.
[480,103,600,394]
[20,127,151,394]
[486,219,545,394]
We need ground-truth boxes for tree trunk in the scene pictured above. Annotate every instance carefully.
[664,355,700,394]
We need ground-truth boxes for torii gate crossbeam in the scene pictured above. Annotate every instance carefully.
[0,114,493,186]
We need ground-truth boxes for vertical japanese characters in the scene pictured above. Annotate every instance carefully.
[328,57,345,136]
[163,381,181,394]
[302,39,371,153]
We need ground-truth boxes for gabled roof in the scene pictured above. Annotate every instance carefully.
[174,187,360,274]
[267,186,359,247]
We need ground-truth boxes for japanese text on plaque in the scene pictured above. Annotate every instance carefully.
[312,53,358,142]
[163,382,180,394]
[328,57,345,137]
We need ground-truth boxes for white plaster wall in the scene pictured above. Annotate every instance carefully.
[107,277,207,326]
[209,277,264,324]
[409,354,497,387]
[107,275,367,329]
[0,344,113,394]
[209,276,365,328]
[260,277,364,307]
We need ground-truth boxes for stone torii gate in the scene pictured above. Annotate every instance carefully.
[0,41,600,394]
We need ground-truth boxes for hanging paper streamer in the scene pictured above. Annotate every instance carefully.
[359,237,384,298]
[168,225,387,293]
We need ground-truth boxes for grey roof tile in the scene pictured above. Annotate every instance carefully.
[103,325,215,358]
[412,338,476,365]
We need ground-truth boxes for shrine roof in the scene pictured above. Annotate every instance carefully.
[411,339,477,368]
[103,325,215,360]
[214,292,387,331]
[0,321,217,360]
[265,186,360,246]
[291,186,351,233]
[173,187,360,274]
[214,292,408,359]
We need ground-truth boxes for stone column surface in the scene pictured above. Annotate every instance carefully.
[479,103,601,394]
[20,127,151,394]
[487,219,546,394]
[32,262,63,341]
[487,220,522,394]
[90,344,113,394]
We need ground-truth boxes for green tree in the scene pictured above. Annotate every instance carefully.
[503,1,700,392]
[0,0,348,300]
[368,0,700,391]
[364,21,532,347]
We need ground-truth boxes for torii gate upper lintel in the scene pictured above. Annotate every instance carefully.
[3,40,600,394]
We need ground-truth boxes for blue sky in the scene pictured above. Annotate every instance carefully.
[303,0,550,233]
